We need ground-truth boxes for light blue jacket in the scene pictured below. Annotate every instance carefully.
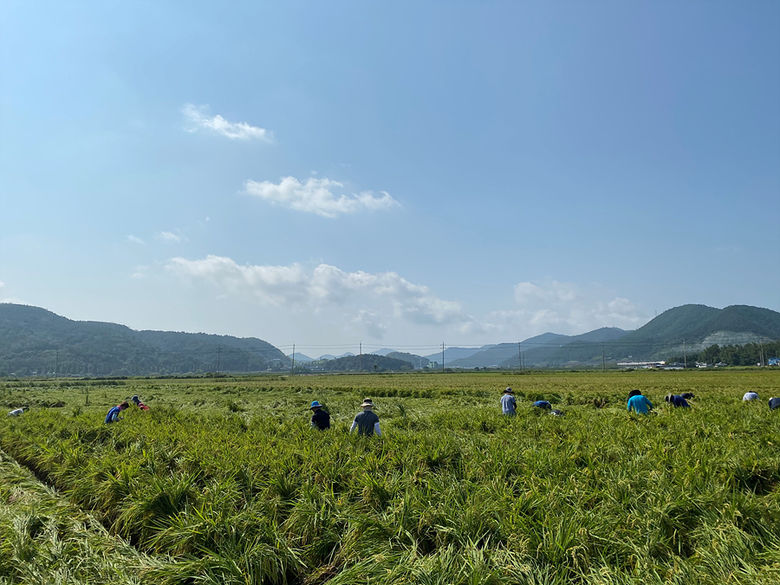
[501,393,516,415]
[627,395,653,414]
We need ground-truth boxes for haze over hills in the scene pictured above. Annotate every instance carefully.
[1,303,779,376]
[423,346,484,364]
[456,329,628,369]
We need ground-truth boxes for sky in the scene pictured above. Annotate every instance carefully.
[1,1,778,357]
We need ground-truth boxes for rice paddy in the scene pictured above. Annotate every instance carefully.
[1,369,778,584]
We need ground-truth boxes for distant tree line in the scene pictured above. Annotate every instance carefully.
[667,341,780,366]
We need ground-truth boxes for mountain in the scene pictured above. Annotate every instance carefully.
[0,303,289,376]
[385,351,430,369]
[318,354,412,372]
[499,328,628,368]
[374,348,398,356]
[448,333,571,368]
[288,352,314,363]
[423,346,483,363]
[318,352,355,360]
[606,304,780,360]
[537,305,780,367]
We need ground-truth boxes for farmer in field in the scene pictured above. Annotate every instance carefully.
[131,395,150,410]
[104,401,129,423]
[8,407,28,416]
[769,397,780,410]
[664,394,691,408]
[501,387,516,416]
[681,392,695,400]
[310,400,330,430]
[742,391,760,401]
[627,390,653,415]
[533,400,552,410]
[350,398,381,436]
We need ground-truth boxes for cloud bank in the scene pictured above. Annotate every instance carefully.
[244,176,399,218]
[182,103,272,141]
[163,257,647,343]
[167,255,470,338]
[487,280,647,335]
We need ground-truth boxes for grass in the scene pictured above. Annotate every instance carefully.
[0,448,164,584]
[0,369,779,583]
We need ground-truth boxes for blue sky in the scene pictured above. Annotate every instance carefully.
[2,1,778,356]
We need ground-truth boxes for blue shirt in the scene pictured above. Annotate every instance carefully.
[627,395,653,414]
[533,400,552,409]
[104,406,121,423]
[501,394,516,415]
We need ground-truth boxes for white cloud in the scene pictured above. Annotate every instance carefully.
[244,176,399,218]
[157,231,185,243]
[182,103,272,141]
[353,310,387,338]
[166,255,471,338]
[162,256,647,344]
[127,235,145,245]
[131,265,149,279]
[488,280,647,335]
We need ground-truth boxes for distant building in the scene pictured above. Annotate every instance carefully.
[617,361,666,369]
[769,357,780,366]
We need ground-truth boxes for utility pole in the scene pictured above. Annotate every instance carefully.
[291,344,295,376]
[518,342,522,370]
[216,345,222,373]
[602,344,606,372]
[441,342,445,371]
[54,350,59,378]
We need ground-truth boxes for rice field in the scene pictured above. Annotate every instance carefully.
[1,369,779,584]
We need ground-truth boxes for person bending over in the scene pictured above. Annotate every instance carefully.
[105,401,129,423]
[627,390,653,415]
[501,387,516,416]
[131,395,150,410]
[350,398,381,436]
[309,400,331,430]
[665,394,691,408]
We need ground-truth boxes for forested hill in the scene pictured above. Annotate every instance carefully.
[521,304,780,367]
[317,354,413,372]
[611,304,780,357]
[0,304,289,376]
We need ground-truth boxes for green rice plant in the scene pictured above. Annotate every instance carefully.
[1,370,779,583]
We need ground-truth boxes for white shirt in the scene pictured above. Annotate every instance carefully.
[743,392,759,401]
[8,408,24,416]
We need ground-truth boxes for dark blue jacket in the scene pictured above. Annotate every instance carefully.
[104,405,121,423]
[311,409,330,430]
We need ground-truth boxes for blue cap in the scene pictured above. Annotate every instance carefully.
[310,400,322,409]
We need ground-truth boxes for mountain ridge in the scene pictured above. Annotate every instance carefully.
[2,302,779,375]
